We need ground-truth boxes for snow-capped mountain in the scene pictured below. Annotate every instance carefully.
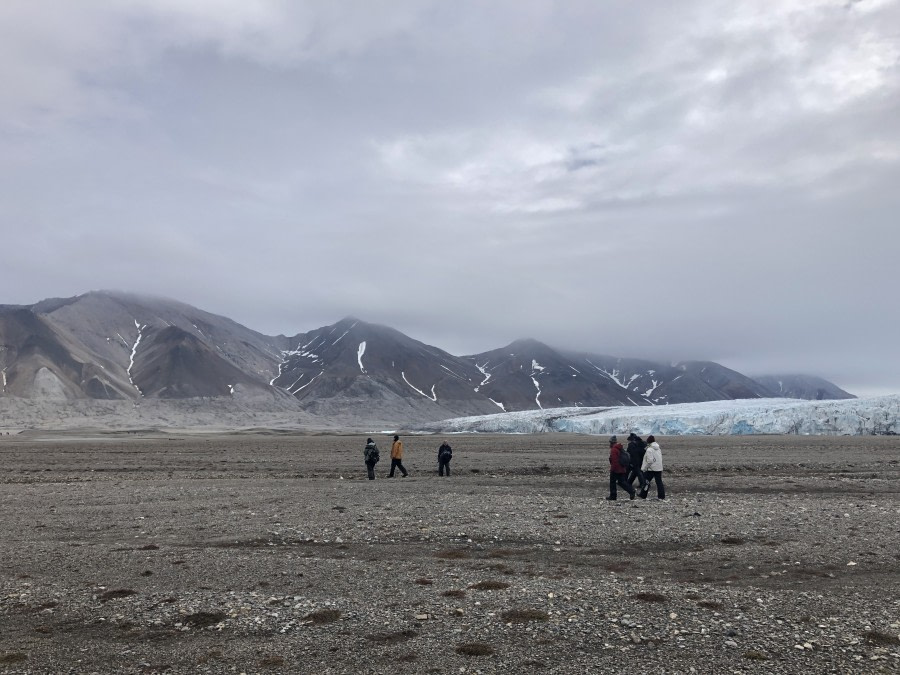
[751,374,855,401]
[419,396,900,436]
[270,317,498,420]
[463,339,654,411]
[465,344,793,410]
[0,291,280,402]
[0,291,858,424]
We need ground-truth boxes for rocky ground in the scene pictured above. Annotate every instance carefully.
[1,432,899,674]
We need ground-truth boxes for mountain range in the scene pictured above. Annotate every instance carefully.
[0,291,854,425]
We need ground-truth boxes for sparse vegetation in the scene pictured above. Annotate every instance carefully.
[487,563,515,575]
[304,609,341,624]
[743,650,769,661]
[259,656,286,667]
[99,589,137,603]
[435,549,470,559]
[183,611,225,627]
[697,600,723,609]
[469,580,510,591]
[720,536,746,546]
[442,590,466,598]
[633,592,667,603]
[501,609,549,623]
[487,548,515,558]
[456,643,494,656]
[0,653,27,664]
[863,630,900,646]
[367,630,419,644]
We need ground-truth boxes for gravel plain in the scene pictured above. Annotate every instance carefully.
[1,432,899,674]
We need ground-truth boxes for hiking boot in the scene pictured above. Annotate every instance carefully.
[639,492,647,499]
[605,496,616,501]
[629,492,636,500]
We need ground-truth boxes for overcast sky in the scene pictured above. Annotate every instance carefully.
[1,1,898,396]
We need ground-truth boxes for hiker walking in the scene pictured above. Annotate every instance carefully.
[437,441,453,476]
[388,434,409,478]
[363,437,380,480]
[625,432,648,491]
[639,435,666,500]
[606,435,636,501]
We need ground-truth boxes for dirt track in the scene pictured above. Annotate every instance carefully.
[1,433,899,674]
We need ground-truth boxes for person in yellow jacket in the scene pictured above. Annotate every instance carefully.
[388,434,409,477]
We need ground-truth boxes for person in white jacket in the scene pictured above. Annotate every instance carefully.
[639,435,666,500]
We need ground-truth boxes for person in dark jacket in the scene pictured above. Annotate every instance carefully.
[437,441,452,476]
[606,435,636,501]
[363,438,380,480]
[625,433,647,490]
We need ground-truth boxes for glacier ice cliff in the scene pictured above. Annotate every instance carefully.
[424,396,900,436]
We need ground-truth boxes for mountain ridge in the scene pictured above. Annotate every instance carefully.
[0,290,855,425]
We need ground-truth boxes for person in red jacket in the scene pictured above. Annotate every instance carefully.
[606,435,636,501]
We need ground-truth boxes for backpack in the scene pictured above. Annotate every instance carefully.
[365,445,380,464]
[439,447,452,463]
[618,447,632,471]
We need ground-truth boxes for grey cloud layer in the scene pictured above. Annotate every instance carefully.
[1,0,898,395]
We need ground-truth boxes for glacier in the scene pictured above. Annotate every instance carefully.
[423,395,900,436]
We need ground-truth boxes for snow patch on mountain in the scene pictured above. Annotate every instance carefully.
[642,379,660,398]
[127,320,145,397]
[357,341,367,374]
[474,362,491,392]
[530,359,545,409]
[402,372,437,401]
[294,370,324,393]
[426,396,900,436]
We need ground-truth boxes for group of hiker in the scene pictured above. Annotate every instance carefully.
[361,432,666,502]
[607,433,665,501]
[362,435,454,480]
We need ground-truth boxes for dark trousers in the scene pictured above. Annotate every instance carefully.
[639,471,665,499]
[365,461,376,480]
[388,458,408,477]
[438,460,450,476]
[609,471,635,499]
[627,466,646,489]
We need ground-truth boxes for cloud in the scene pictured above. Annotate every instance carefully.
[1,0,899,396]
